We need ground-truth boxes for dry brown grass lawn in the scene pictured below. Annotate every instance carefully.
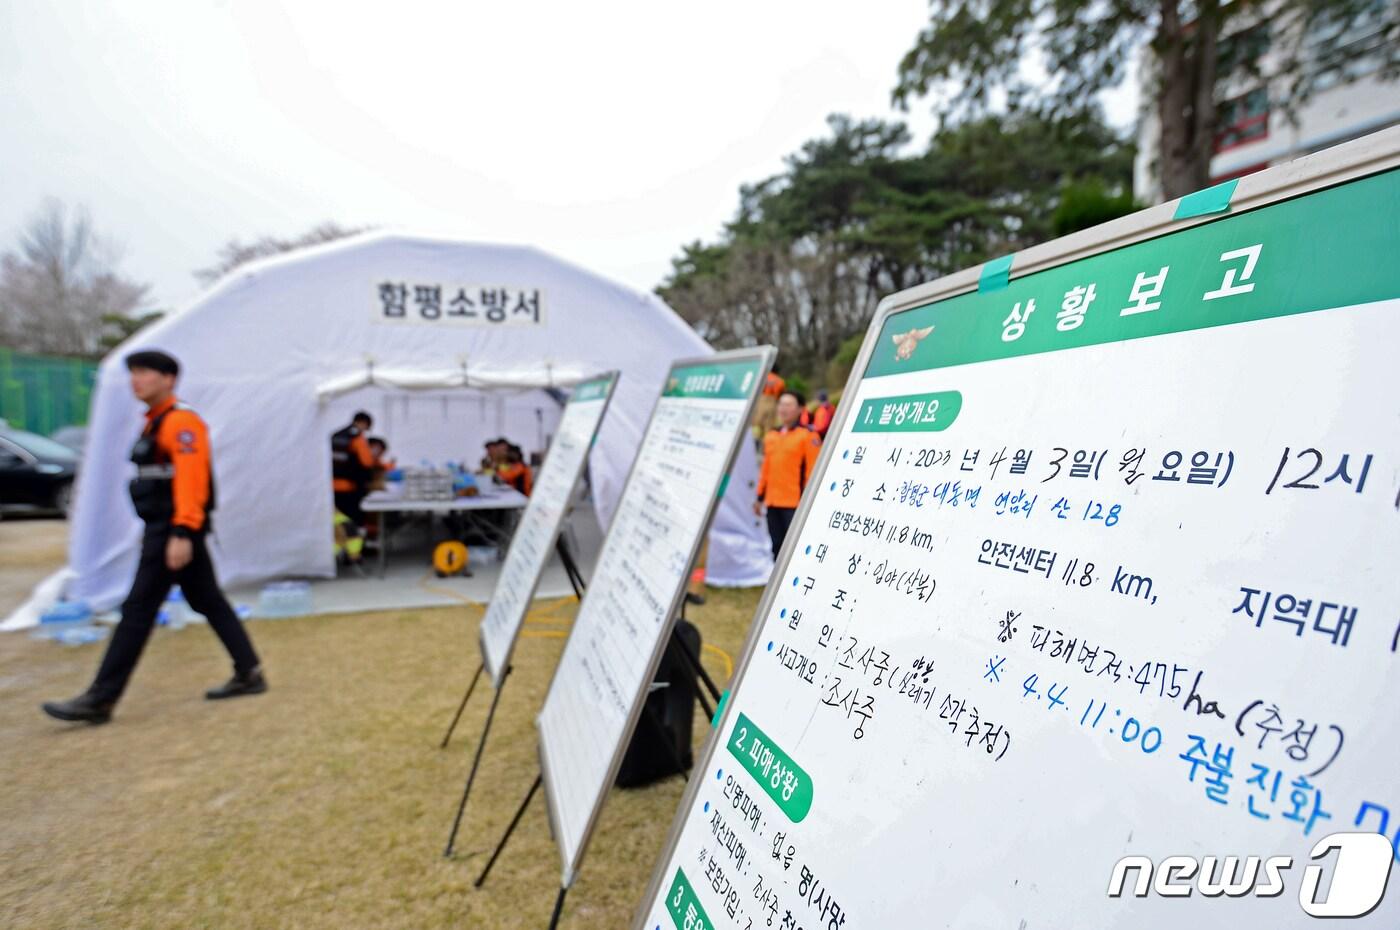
[0,519,761,929]
[0,516,68,614]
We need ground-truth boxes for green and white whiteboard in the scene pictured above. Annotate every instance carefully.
[538,347,775,890]
[635,129,1400,928]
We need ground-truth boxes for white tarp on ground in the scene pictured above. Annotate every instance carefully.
[20,232,772,622]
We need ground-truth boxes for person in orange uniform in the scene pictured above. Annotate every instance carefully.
[42,350,265,725]
[367,436,395,489]
[330,411,376,526]
[811,391,836,439]
[754,390,822,558]
[497,444,533,496]
[751,369,787,441]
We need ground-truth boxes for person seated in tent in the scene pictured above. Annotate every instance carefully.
[479,437,508,474]
[333,509,366,574]
[497,444,533,496]
[367,436,395,491]
[330,411,375,526]
[361,436,396,542]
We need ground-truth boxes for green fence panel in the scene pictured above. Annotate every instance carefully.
[0,348,98,435]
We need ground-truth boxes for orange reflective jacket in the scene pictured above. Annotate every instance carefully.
[499,462,533,496]
[332,431,375,493]
[757,425,821,509]
[136,395,214,533]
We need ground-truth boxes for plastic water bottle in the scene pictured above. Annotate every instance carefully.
[163,587,191,628]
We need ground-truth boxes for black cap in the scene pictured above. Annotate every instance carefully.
[125,349,180,377]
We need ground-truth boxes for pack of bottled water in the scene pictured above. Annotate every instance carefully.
[256,580,314,618]
[32,600,109,645]
[401,466,455,501]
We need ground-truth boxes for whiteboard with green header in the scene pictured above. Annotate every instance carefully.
[538,347,775,889]
[635,131,1400,928]
[479,371,618,688]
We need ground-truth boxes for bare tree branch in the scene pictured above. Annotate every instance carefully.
[193,222,370,286]
[0,198,150,358]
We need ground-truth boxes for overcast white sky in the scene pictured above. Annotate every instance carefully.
[1,1,1136,313]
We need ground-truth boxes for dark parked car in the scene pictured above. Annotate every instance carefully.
[0,427,80,516]
[49,425,88,454]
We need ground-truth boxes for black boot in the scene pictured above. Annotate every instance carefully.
[41,693,114,724]
[205,667,268,700]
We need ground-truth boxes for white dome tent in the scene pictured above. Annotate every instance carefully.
[25,232,773,622]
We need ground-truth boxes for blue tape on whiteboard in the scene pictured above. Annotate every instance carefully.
[1173,178,1239,219]
[978,254,1014,292]
[711,689,730,728]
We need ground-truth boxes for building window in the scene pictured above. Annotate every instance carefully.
[1218,23,1270,76]
[1307,0,1390,92]
[1215,88,1270,153]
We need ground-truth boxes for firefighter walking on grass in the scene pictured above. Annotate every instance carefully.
[43,350,266,725]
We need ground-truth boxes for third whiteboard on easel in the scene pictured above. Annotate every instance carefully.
[479,373,616,687]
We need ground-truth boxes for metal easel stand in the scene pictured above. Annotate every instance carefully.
[444,537,586,857]
[554,534,587,600]
[473,770,542,888]
[546,885,570,930]
[440,661,484,749]
[673,598,723,718]
[443,665,511,858]
[471,701,687,925]
[470,771,572,929]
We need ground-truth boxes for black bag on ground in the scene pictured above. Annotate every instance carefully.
[616,619,700,788]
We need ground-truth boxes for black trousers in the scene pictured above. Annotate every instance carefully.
[89,525,261,705]
[334,490,367,526]
[765,506,796,559]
